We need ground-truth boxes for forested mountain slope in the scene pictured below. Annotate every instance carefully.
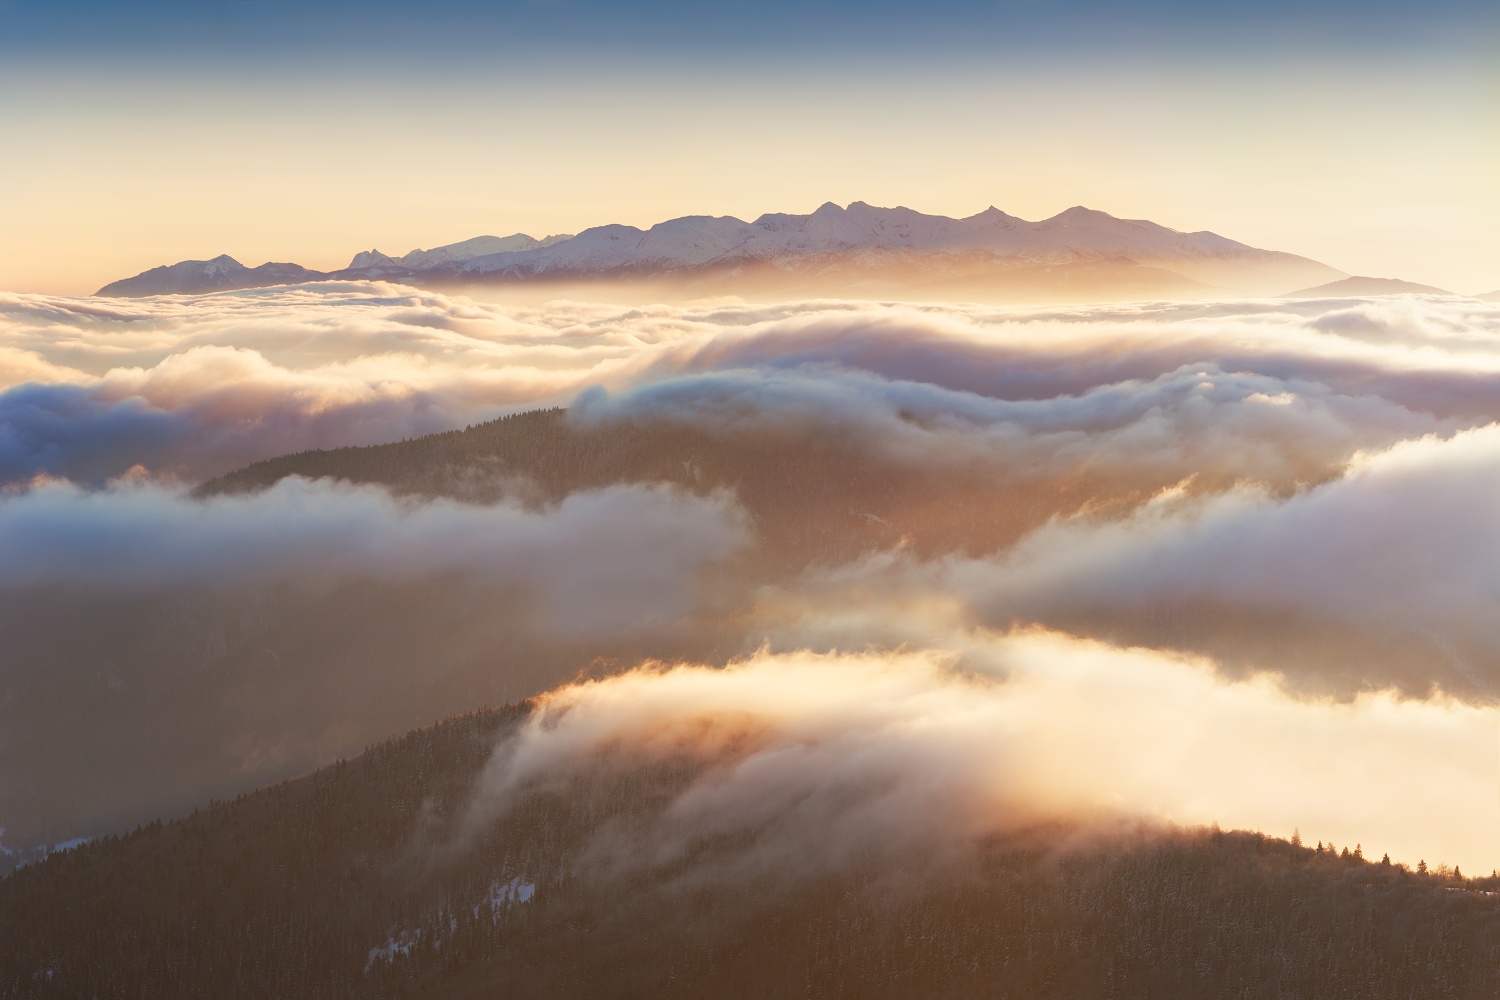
[3,706,1498,1000]
[195,404,1483,697]
[197,406,1219,565]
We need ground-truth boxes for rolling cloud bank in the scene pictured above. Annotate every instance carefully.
[463,634,1500,885]
[4,282,1500,875]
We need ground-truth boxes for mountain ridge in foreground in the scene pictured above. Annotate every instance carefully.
[4,705,1499,1000]
[95,201,1344,300]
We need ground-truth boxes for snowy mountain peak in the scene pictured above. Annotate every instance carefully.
[1046,206,1154,232]
[349,250,397,269]
[1054,205,1109,220]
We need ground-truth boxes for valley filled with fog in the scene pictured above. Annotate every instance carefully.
[4,283,1500,876]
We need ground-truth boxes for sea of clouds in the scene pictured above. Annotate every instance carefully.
[5,281,1500,872]
[6,284,1496,487]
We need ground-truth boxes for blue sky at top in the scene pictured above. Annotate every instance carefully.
[3,0,1495,66]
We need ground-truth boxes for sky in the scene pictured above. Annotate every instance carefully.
[0,1,1497,293]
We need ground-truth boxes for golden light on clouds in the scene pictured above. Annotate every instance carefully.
[468,632,1500,874]
[8,287,1500,872]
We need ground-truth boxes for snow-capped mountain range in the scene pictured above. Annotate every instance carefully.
[97,201,1345,299]
[347,232,574,272]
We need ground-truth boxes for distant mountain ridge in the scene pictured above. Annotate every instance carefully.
[96,201,1345,299]
[97,255,327,297]
[1285,276,1454,298]
[347,232,574,272]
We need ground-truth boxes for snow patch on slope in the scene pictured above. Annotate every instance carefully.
[364,877,536,974]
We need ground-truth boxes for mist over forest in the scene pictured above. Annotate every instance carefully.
[5,283,1500,996]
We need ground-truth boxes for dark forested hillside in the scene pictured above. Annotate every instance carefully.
[191,406,1479,699]
[195,406,1195,566]
[4,707,1499,1000]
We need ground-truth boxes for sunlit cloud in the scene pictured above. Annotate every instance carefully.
[768,424,1500,696]
[466,631,1500,878]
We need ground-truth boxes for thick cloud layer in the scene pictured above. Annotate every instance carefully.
[4,286,1499,487]
[10,283,1500,875]
[952,425,1500,650]
[756,423,1500,696]
[0,477,745,632]
[0,476,748,850]
[0,286,613,483]
[466,631,1500,878]
[573,362,1454,492]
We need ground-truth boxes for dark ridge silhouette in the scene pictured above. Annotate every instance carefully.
[193,404,1500,697]
[3,707,1498,1000]
[195,406,1243,566]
